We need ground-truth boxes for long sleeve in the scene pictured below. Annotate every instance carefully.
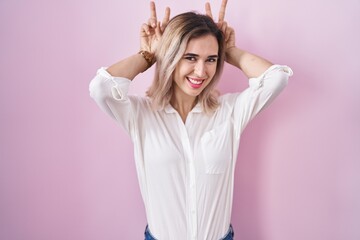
[89,67,134,133]
[232,64,293,137]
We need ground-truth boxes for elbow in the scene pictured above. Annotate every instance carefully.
[89,77,99,99]
[278,74,289,90]
[89,75,108,101]
[269,66,293,92]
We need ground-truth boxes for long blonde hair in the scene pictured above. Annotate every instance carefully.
[146,12,225,113]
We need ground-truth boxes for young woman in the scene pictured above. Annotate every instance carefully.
[89,1,293,239]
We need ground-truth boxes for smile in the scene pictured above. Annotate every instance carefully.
[186,77,205,89]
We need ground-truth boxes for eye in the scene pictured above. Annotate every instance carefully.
[184,56,197,61]
[206,57,218,63]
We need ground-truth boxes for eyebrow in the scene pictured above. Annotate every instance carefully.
[184,53,219,58]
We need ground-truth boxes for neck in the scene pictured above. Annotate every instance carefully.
[170,94,197,123]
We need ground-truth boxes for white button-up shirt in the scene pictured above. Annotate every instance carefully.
[89,65,293,240]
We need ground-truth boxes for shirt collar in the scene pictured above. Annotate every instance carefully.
[163,102,203,114]
[164,104,176,113]
[191,103,202,113]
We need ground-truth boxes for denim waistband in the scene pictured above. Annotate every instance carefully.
[144,224,234,240]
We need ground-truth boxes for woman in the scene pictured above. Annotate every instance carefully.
[89,1,293,239]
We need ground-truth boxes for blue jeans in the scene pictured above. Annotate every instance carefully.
[144,224,234,240]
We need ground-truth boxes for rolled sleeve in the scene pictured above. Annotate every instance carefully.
[89,67,134,133]
[233,64,293,137]
[249,65,293,90]
[89,67,131,101]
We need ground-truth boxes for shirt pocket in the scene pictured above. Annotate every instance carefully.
[200,122,232,174]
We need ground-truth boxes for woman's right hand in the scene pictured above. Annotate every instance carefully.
[140,1,171,54]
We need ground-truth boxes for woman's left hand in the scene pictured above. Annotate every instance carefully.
[205,0,236,51]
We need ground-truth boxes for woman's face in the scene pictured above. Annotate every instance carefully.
[172,34,219,100]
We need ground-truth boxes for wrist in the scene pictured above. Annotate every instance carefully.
[138,50,155,70]
[225,46,237,59]
[225,47,244,69]
[225,46,239,56]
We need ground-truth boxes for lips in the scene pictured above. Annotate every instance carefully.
[186,77,205,89]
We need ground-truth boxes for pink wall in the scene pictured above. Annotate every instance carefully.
[1,0,359,239]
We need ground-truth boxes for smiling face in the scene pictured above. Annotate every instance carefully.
[172,34,219,102]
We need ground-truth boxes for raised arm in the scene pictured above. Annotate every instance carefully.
[106,1,170,80]
[205,0,272,78]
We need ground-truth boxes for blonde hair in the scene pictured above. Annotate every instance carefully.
[146,12,225,113]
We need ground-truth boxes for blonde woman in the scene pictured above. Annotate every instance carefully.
[89,0,293,239]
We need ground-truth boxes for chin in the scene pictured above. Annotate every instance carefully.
[186,89,203,97]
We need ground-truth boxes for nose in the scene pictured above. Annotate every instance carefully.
[194,61,206,78]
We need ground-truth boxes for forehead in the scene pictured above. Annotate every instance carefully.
[185,34,219,55]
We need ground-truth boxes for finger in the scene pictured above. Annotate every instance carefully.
[155,21,162,38]
[221,21,226,30]
[218,0,228,22]
[141,23,151,35]
[150,1,157,19]
[226,27,234,42]
[205,2,213,19]
[161,7,171,31]
[221,21,228,38]
[149,1,157,27]
[221,21,231,43]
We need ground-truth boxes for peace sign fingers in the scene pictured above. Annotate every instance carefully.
[140,1,171,54]
[205,0,228,23]
[205,0,235,51]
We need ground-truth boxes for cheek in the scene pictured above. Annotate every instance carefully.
[174,63,185,76]
[204,66,218,87]
[173,68,185,87]
[208,65,217,77]
[173,66,182,81]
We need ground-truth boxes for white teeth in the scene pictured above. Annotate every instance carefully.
[188,77,203,85]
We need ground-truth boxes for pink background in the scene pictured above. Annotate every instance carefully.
[1,0,359,239]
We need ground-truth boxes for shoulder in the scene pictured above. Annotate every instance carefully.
[218,92,242,106]
[128,95,152,108]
